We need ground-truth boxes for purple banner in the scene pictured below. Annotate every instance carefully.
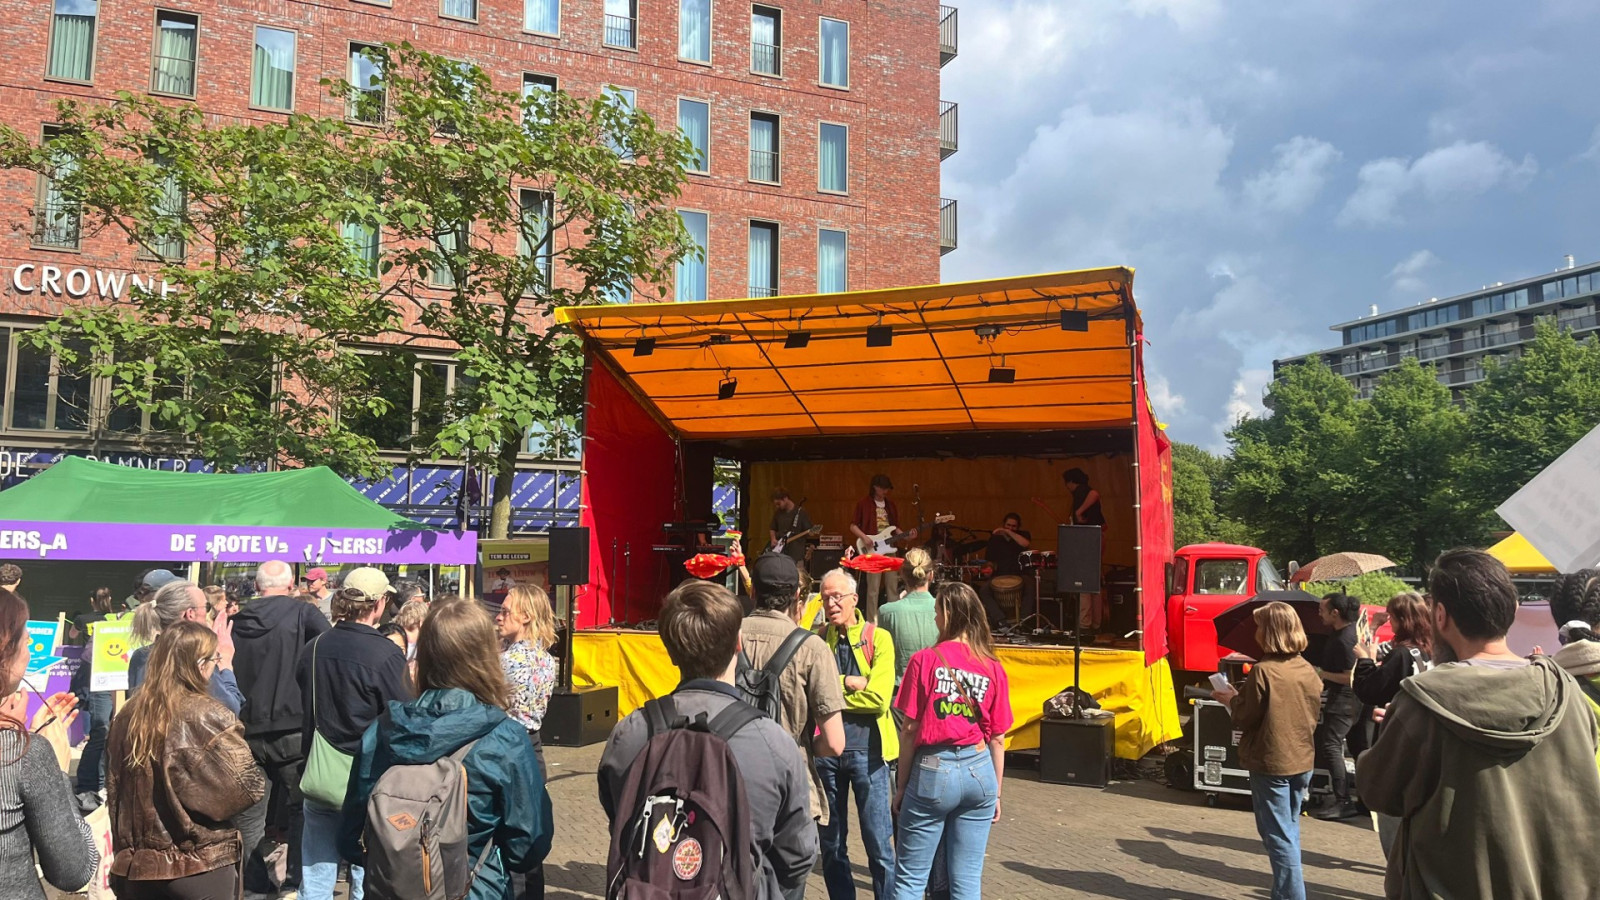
[0,520,477,565]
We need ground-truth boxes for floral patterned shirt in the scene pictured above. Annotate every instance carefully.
[502,638,558,731]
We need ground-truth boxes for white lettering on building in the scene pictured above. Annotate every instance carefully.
[8,264,171,300]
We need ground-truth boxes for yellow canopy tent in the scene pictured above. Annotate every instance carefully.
[1487,532,1556,575]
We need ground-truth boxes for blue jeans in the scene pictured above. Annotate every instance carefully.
[301,800,361,900]
[816,749,895,899]
[890,745,996,900]
[74,690,113,793]
[1250,771,1311,900]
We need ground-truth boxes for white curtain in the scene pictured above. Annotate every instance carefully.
[677,212,707,302]
[751,10,778,73]
[431,223,464,288]
[343,221,379,276]
[525,0,558,33]
[39,140,78,247]
[152,16,195,94]
[443,0,477,18]
[47,3,96,82]
[819,124,847,192]
[251,29,295,110]
[820,19,848,87]
[520,193,552,287]
[751,116,777,181]
[151,165,185,260]
[818,230,846,293]
[748,224,775,296]
[679,0,710,61]
[679,100,708,172]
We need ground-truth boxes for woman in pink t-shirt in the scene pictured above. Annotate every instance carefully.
[888,582,1012,900]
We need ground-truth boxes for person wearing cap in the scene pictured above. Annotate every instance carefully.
[125,568,180,611]
[849,475,916,622]
[231,560,331,896]
[742,552,846,899]
[305,567,333,621]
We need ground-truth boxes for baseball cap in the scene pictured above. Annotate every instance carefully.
[750,552,801,594]
[141,569,180,591]
[342,567,394,601]
[307,567,329,582]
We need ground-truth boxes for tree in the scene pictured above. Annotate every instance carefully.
[1171,441,1251,547]
[1222,359,1365,565]
[0,45,697,538]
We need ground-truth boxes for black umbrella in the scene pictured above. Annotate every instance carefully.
[1212,590,1333,661]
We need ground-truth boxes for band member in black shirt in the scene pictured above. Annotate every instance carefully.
[768,488,814,567]
[979,513,1033,626]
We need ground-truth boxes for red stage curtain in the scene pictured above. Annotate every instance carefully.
[1137,383,1175,665]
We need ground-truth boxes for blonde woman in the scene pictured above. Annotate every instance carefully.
[494,586,558,772]
[878,546,939,685]
[1211,602,1323,900]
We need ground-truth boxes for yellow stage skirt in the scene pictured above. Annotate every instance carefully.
[570,631,1183,760]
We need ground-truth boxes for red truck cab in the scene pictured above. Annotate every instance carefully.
[1167,543,1286,675]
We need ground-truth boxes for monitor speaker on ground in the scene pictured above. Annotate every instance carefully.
[1039,715,1114,787]
[549,526,591,586]
[1056,525,1102,594]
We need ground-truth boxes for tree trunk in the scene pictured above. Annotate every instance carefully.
[488,435,520,539]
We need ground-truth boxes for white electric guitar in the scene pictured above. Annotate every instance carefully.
[771,524,822,554]
[855,513,954,555]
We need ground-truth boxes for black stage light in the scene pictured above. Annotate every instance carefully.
[1060,310,1089,332]
[988,366,1016,384]
[709,334,732,345]
[784,330,812,349]
[632,337,656,356]
[866,324,894,347]
[718,376,739,400]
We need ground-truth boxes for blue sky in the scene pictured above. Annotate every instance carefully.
[938,0,1600,449]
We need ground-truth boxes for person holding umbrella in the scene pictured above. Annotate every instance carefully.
[1211,601,1322,900]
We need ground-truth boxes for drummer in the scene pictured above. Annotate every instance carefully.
[980,513,1034,626]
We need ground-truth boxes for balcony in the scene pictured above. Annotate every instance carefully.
[749,148,779,183]
[939,101,958,160]
[604,14,636,49]
[32,205,80,250]
[748,285,778,298]
[940,6,958,66]
[752,41,780,76]
[940,198,957,255]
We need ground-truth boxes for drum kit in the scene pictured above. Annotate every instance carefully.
[927,523,1059,633]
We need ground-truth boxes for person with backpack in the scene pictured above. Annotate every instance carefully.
[297,585,412,900]
[888,582,1012,900]
[816,568,897,900]
[339,598,551,900]
[599,580,817,900]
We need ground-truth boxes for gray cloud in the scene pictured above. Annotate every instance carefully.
[1337,141,1537,227]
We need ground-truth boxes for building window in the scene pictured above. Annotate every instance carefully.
[818,123,847,193]
[603,86,636,157]
[33,128,81,250]
[818,229,847,293]
[430,221,469,288]
[819,17,848,88]
[140,155,186,261]
[1407,304,1460,332]
[47,0,96,82]
[525,0,559,34]
[604,0,636,49]
[151,11,197,96]
[343,221,380,277]
[677,210,708,302]
[348,44,385,124]
[442,0,476,21]
[751,6,780,75]
[750,112,779,183]
[522,74,557,128]
[749,221,778,298]
[250,26,296,111]
[11,335,90,433]
[519,190,553,291]
[678,99,709,174]
[680,0,711,62]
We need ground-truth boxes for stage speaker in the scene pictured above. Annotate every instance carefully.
[1056,525,1102,594]
[549,527,591,586]
[1039,715,1114,787]
[542,685,618,746]
[810,548,845,579]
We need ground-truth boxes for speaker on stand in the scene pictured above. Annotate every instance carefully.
[542,526,618,746]
[1037,525,1111,787]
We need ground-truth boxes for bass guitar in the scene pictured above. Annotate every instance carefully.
[854,513,954,555]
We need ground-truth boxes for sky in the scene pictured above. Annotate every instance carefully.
[938,0,1600,450]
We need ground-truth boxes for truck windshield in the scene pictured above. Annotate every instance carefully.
[1194,559,1249,595]
[1258,557,1286,592]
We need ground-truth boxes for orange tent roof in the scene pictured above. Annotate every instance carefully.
[555,268,1142,440]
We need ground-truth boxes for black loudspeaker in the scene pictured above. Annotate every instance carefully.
[1056,525,1102,594]
[542,685,618,746]
[548,526,591,586]
[1039,715,1114,787]
[810,548,846,579]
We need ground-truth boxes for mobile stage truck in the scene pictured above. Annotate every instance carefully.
[555,268,1185,758]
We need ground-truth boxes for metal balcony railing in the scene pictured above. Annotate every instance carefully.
[604,14,636,49]
[348,87,387,125]
[33,204,80,249]
[939,6,958,66]
[752,41,780,76]
[748,284,777,298]
[749,148,779,183]
[940,198,957,255]
[939,100,958,160]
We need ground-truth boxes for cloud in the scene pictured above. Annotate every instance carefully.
[1147,373,1187,418]
[1338,141,1538,227]
[1386,249,1441,299]
[1244,137,1342,215]
[1225,370,1272,429]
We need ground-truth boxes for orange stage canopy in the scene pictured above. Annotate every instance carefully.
[554,268,1140,439]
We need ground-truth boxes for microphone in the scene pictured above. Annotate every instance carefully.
[913,483,919,490]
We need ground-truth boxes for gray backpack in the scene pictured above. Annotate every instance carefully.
[363,738,495,900]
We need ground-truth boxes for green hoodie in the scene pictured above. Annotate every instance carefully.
[1358,656,1600,899]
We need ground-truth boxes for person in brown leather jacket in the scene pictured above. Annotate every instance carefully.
[106,620,266,900]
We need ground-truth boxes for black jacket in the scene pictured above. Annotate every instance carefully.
[296,621,412,755]
[232,593,330,737]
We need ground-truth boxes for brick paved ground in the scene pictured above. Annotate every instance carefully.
[539,743,1388,900]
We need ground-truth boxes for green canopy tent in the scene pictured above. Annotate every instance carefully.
[0,457,475,564]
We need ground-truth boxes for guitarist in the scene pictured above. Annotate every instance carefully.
[849,475,917,621]
[768,488,815,567]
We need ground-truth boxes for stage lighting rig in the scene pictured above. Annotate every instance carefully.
[632,337,656,356]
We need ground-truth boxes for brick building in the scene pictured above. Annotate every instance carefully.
[0,0,958,527]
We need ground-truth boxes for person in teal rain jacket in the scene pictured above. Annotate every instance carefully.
[340,599,553,900]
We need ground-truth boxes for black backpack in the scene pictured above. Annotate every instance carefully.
[605,696,761,900]
[734,627,812,721]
